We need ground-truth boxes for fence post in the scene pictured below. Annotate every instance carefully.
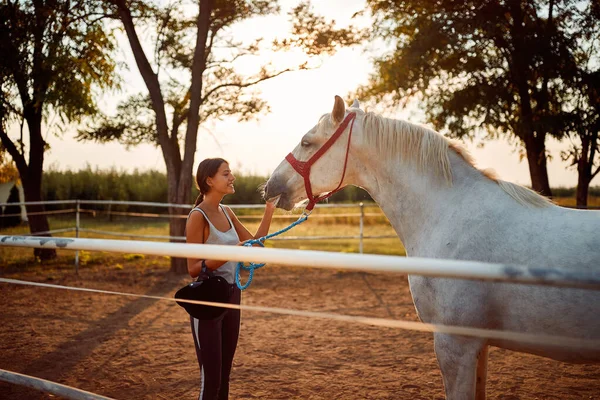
[75,200,80,273]
[359,202,364,254]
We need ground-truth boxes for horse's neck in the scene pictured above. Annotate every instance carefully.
[355,149,497,255]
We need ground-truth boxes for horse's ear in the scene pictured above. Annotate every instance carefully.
[351,99,361,109]
[332,95,346,125]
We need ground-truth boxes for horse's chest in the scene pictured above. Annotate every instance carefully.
[408,275,489,325]
[407,276,439,322]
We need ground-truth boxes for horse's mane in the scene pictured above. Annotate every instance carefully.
[361,111,553,208]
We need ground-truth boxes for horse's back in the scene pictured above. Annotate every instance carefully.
[532,206,600,270]
[430,204,600,270]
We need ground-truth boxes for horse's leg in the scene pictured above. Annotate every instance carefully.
[434,333,486,400]
[475,344,488,400]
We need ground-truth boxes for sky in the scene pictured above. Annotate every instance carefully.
[36,0,582,188]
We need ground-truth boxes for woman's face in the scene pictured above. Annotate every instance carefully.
[208,162,236,195]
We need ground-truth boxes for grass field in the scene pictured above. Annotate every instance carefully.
[0,197,595,269]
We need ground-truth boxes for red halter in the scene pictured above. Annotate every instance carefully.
[285,112,357,211]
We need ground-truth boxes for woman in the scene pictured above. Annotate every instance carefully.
[186,157,275,400]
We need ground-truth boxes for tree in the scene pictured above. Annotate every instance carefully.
[559,3,600,207]
[80,0,365,273]
[355,0,594,197]
[561,70,600,207]
[0,0,119,259]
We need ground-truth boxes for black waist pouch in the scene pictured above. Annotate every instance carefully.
[175,275,233,320]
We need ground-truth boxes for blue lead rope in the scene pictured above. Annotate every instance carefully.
[235,212,309,290]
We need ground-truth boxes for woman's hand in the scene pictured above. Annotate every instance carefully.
[265,199,277,211]
[238,239,263,248]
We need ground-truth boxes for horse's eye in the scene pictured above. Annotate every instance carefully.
[301,140,311,148]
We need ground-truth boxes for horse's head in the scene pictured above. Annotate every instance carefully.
[264,95,363,211]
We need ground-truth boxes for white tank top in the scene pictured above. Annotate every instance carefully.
[188,205,240,284]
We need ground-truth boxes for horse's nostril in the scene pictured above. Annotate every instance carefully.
[264,179,284,202]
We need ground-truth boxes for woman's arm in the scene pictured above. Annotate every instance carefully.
[225,202,276,242]
[186,211,229,278]
[254,201,276,238]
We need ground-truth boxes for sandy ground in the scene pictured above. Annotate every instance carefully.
[0,259,599,400]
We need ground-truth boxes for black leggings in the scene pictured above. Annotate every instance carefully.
[190,286,241,400]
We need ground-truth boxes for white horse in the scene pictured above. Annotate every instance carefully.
[264,96,600,399]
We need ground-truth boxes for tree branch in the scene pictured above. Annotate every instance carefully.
[111,0,172,167]
[200,67,294,104]
[587,130,597,165]
[3,3,32,106]
[0,119,27,174]
[180,0,215,200]
[0,96,22,118]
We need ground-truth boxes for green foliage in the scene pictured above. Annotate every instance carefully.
[0,145,19,183]
[40,167,372,209]
[359,0,587,139]
[275,1,367,56]
[42,167,168,212]
[329,185,373,203]
[355,0,600,197]
[223,174,268,205]
[552,186,600,198]
[0,0,120,247]
[0,1,119,124]
[79,0,280,145]
[80,0,366,190]
[76,94,156,146]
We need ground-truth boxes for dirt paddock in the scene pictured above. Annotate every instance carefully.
[1,259,599,399]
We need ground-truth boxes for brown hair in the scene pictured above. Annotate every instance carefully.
[194,158,228,206]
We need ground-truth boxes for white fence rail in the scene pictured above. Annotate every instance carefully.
[0,368,115,400]
[2,235,600,290]
[0,200,395,263]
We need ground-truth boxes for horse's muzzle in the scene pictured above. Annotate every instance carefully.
[263,179,285,202]
[264,177,293,209]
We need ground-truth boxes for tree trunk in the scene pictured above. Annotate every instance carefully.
[168,163,196,274]
[524,135,553,197]
[20,107,56,260]
[508,2,553,198]
[168,0,215,274]
[166,160,189,274]
[113,0,215,274]
[22,167,56,260]
[169,216,188,274]
[575,136,591,208]
[576,174,589,208]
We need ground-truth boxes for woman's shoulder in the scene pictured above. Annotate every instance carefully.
[220,204,237,218]
[188,207,208,223]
